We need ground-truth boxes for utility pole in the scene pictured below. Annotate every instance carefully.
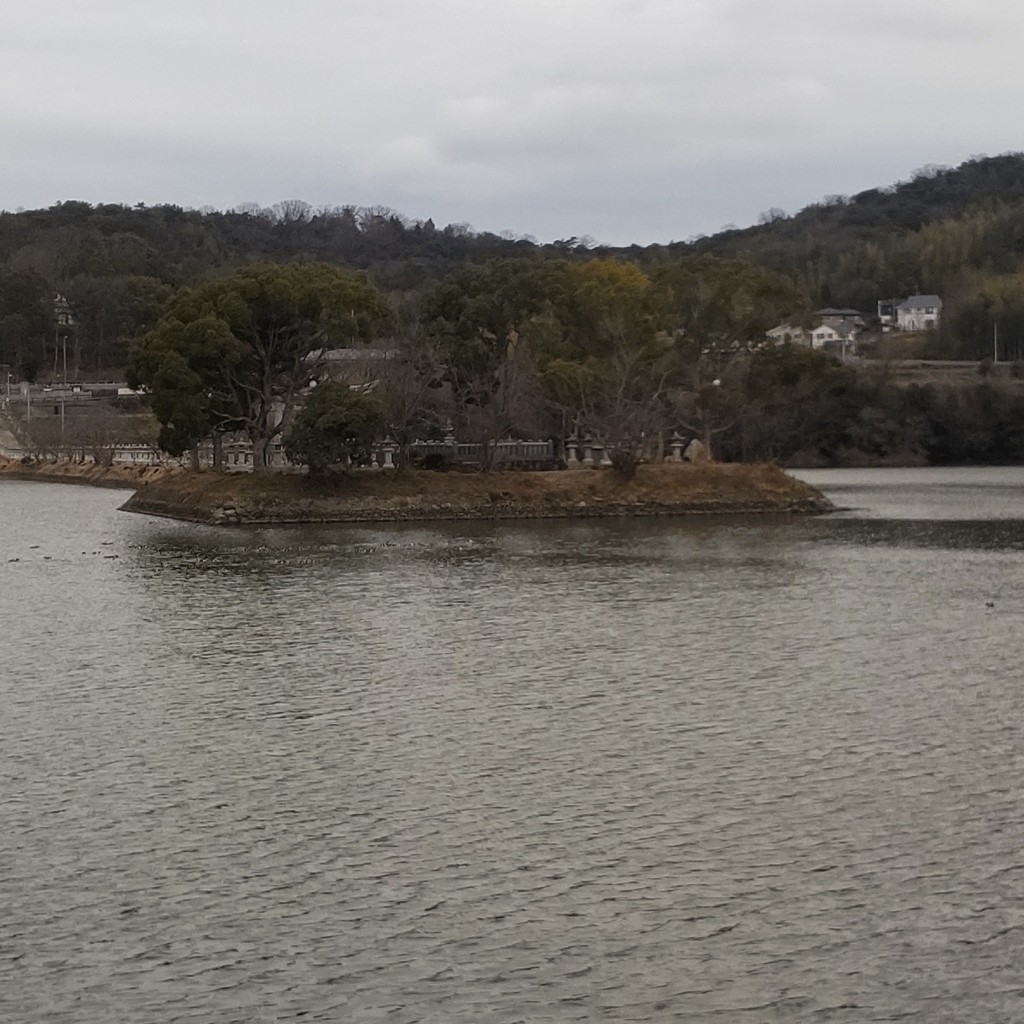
[53,293,73,451]
[61,329,67,446]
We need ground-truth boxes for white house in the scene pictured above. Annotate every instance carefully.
[767,315,861,351]
[765,323,812,346]
[811,318,860,351]
[892,295,942,330]
[811,324,840,348]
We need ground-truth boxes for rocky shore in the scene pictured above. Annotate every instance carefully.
[111,462,833,525]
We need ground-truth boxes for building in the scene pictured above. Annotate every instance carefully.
[53,294,75,328]
[810,319,859,351]
[811,323,841,348]
[767,308,865,351]
[767,318,860,353]
[878,295,942,331]
[765,323,812,346]
[895,295,942,330]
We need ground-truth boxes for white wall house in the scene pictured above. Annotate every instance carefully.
[765,323,812,346]
[767,316,860,352]
[894,295,942,330]
[811,324,840,348]
[811,318,860,351]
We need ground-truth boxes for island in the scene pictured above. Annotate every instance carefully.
[1,458,832,525]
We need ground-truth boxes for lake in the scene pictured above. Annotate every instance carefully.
[2,468,1023,1023]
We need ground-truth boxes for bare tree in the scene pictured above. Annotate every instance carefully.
[563,321,675,478]
[73,410,159,466]
[371,335,448,468]
[454,332,545,471]
[273,200,313,224]
[669,357,744,460]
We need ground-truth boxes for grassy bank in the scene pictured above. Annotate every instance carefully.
[113,462,832,525]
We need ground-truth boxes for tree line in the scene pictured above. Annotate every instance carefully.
[10,152,1024,469]
[126,257,1024,475]
[11,152,1024,380]
[126,256,801,475]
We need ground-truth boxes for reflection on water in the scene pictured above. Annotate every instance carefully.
[2,470,1024,1023]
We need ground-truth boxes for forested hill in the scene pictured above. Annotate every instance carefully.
[672,153,1024,320]
[692,153,1024,257]
[7,153,1024,293]
[0,201,558,373]
[5,152,1024,374]
[0,201,550,290]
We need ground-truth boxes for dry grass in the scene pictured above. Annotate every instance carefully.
[125,462,829,522]
[126,461,813,504]
[2,457,830,522]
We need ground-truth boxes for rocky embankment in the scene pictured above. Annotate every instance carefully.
[115,462,832,525]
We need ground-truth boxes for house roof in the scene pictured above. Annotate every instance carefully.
[813,319,858,339]
[897,294,942,310]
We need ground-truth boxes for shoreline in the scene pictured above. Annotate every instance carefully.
[0,459,172,491]
[124,462,833,525]
[1,458,834,525]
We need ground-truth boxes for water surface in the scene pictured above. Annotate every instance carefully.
[2,469,1023,1022]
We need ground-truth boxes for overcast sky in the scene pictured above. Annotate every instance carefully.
[3,0,1023,245]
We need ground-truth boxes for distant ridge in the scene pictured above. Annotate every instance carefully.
[4,152,1024,362]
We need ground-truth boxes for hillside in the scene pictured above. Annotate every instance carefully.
[675,154,1024,354]
[689,153,1024,261]
[5,152,1024,378]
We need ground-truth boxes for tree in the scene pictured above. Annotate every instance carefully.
[284,381,385,475]
[573,337,674,478]
[562,258,652,355]
[130,263,393,471]
[422,259,562,467]
[652,255,803,361]
[542,259,668,473]
[370,333,448,468]
[0,266,49,371]
[128,315,239,468]
[646,256,806,459]
[670,371,737,461]
[63,275,171,373]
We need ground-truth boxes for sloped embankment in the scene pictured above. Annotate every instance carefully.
[0,457,178,490]
[119,462,832,525]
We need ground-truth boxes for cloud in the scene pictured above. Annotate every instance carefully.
[3,0,1024,242]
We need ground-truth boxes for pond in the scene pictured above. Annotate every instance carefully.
[2,468,1022,1022]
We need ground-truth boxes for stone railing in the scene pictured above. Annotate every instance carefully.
[1,432,705,472]
[564,433,702,467]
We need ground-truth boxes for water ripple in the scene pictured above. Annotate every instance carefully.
[2,476,1024,1022]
